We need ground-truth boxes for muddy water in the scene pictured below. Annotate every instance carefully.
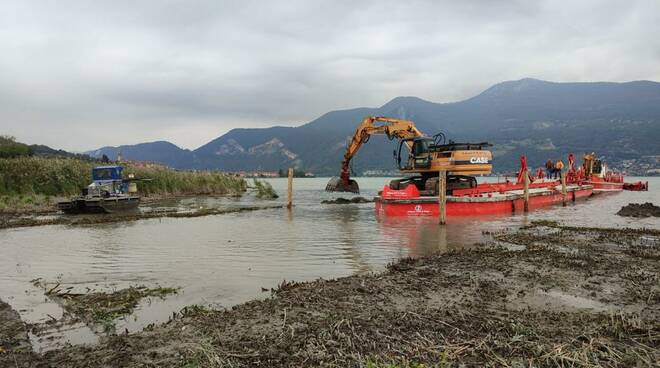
[1,177,659,351]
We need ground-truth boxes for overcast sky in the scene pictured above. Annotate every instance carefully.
[1,0,659,151]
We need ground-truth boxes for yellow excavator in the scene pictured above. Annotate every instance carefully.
[325,116,493,195]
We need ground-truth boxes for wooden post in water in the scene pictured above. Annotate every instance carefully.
[438,170,447,225]
[523,171,530,212]
[561,171,567,206]
[287,168,293,209]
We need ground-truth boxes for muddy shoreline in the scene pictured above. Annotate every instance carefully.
[0,300,31,358]
[0,204,283,230]
[0,192,244,217]
[1,222,658,367]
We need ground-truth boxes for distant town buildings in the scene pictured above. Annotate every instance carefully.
[234,171,280,178]
[619,155,660,176]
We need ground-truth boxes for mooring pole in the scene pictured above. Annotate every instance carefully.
[287,168,293,209]
[438,170,447,225]
[561,171,567,207]
[523,171,529,212]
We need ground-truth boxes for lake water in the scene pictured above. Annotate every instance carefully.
[1,176,659,350]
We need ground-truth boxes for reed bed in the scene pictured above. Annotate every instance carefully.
[0,156,246,210]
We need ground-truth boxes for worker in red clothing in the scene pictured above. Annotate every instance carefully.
[545,160,554,178]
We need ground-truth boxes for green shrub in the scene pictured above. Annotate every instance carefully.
[0,135,33,158]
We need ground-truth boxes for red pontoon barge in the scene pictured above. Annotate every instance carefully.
[375,156,593,217]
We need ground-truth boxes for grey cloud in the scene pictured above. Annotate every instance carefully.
[0,0,659,151]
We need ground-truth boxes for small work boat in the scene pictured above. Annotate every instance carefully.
[566,153,647,192]
[574,153,623,192]
[57,165,143,214]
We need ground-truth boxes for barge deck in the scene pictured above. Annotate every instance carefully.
[375,182,593,217]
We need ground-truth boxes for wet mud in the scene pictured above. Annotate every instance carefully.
[617,202,660,217]
[0,300,31,366]
[4,222,657,367]
[0,204,283,230]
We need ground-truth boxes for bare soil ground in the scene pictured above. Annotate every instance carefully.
[1,222,659,367]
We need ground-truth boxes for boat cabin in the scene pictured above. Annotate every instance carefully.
[86,166,130,196]
[92,166,123,183]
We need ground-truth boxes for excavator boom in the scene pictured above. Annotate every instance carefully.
[325,116,423,193]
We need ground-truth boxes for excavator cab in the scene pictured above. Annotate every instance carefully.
[397,137,433,170]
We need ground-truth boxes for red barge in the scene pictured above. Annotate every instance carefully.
[375,153,648,217]
[375,156,593,217]
[325,116,647,218]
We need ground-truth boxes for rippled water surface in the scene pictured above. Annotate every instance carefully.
[1,177,659,350]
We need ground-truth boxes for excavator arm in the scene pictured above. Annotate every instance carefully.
[326,116,424,193]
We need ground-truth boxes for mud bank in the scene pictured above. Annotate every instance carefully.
[5,223,660,367]
[0,300,32,367]
[618,202,660,217]
[0,204,283,230]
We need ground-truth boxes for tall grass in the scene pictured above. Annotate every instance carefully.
[0,156,246,198]
[252,178,278,199]
[130,165,246,196]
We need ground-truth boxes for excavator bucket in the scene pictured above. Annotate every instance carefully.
[325,177,360,193]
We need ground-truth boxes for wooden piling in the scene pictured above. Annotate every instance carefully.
[561,171,567,206]
[438,170,446,225]
[523,172,529,212]
[287,168,293,209]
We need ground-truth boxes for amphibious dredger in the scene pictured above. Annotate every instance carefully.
[57,165,146,214]
[326,116,594,217]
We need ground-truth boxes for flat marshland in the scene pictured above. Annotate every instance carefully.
[2,222,658,367]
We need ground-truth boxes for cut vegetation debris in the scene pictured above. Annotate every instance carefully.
[33,283,179,332]
[9,223,658,367]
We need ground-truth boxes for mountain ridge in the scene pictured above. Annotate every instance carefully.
[86,78,660,175]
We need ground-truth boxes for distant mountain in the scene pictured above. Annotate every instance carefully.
[86,141,194,169]
[1,135,93,160]
[87,78,660,175]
